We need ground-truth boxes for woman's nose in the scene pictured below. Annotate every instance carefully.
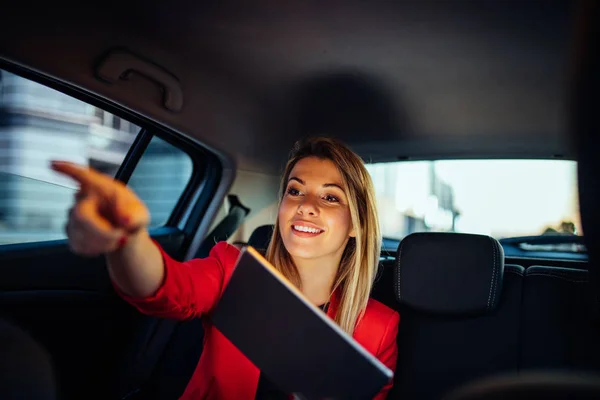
[297,196,319,216]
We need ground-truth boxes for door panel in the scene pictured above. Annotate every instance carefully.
[0,229,185,400]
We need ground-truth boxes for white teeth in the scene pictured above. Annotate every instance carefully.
[293,225,321,234]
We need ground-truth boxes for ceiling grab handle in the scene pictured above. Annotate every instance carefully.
[96,49,183,112]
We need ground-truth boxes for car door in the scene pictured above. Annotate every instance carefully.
[0,63,223,400]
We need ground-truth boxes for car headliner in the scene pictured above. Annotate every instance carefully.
[0,0,575,174]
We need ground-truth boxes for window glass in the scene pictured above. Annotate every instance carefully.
[128,136,193,227]
[366,160,581,242]
[0,68,191,245]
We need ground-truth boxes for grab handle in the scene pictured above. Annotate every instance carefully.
[96,49,183,112]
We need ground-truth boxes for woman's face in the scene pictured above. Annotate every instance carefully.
[278,156,355,263]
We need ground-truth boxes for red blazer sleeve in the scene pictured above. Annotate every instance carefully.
[373,311,400,400]
[113,241,239,320]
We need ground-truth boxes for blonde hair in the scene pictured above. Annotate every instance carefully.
[266,137,381,334]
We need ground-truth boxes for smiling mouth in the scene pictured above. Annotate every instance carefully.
[292,225,323,234]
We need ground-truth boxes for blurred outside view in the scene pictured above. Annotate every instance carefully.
[367,160,581,241]
[0,69,192,245]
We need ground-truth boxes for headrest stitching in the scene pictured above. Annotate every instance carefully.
[396,239,406,302]
[486,236,498,311]
[492,239,500,307]
[527,273,588,283]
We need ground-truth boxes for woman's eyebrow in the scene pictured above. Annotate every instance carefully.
[289,176,344,191]
[323,183,344,191]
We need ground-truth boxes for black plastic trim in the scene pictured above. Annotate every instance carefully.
[115,129,153,183]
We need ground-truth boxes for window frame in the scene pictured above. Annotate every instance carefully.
[0,59,223,253]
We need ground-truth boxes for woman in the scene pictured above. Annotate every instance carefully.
[52,137,400,400]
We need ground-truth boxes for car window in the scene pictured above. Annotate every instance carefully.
[0,68,192,245]
[366,159,581,242]
[128,136,193,227]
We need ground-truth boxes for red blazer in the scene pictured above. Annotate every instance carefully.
[116,242,400,400]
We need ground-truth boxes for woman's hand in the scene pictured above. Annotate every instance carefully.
[51,161,150,257]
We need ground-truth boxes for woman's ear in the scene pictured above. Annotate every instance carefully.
[349,226,356,238]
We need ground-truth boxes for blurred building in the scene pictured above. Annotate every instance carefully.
[0,70,191,244]
[367,161,460,239]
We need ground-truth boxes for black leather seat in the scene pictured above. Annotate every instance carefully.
[371,257,398,310]
[247,224,274,252]
[443,371,600,400]
[390,232,524,400]
[521,265,600,371]
[0,318,56,399]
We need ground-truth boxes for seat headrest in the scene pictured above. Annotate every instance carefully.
[395,232,504,315]
[248,224,274,250]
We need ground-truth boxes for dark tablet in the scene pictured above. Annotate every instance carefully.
[210,246,393,400]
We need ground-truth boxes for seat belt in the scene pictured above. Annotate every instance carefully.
[118,318,178,400]
[117,195,250,399]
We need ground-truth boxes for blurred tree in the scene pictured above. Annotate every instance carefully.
[542,221,577,235]
[560,221,576,234]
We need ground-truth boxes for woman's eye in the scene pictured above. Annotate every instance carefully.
[324,194,340,203]
[286,187,301,196]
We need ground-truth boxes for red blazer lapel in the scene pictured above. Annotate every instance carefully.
[326,288,341,320]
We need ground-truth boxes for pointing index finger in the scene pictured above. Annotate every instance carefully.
[50,161,113,194]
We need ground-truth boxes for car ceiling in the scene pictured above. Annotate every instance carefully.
[0,0,575,174]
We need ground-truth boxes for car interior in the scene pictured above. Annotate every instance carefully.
[1,1,600,399]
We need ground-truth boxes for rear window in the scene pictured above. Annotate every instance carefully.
[366,160,581,241]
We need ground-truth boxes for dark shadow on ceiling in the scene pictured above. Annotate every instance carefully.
[282,71,408,146]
